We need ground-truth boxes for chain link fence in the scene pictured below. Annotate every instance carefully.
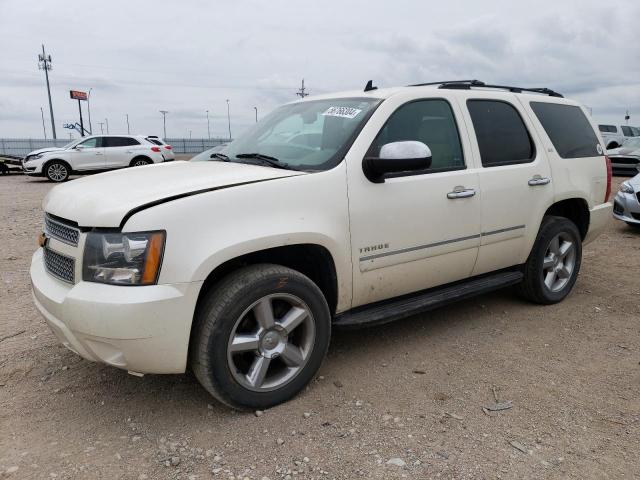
[0,138,230,157]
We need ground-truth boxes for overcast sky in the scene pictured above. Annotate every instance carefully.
[1,0,638,140]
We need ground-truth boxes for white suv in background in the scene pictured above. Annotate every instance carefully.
[31,80,612,409]
[144,136,175,161]
[22,135,167,182]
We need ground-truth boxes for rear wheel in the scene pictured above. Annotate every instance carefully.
[626,222,640,230]
[519,216,582,304]
[130,157,151,167]
[45,161,70,182]
[190,264,331,410]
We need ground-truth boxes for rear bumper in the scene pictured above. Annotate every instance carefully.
[584,203,612,245]
[30,249,202,374]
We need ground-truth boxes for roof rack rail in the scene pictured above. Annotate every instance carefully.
[408,80,563,98]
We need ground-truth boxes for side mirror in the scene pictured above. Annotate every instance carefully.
[74,144,86,150]
[363,141,432,183]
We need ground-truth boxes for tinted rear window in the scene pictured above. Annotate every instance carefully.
[146,138,163,146]
[467,100,534,167]
[530,102,600,158]
[103,137,140,147]
[598,124,617,133]
[621,126,634,137]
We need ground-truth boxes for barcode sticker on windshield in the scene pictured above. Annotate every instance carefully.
[322,106,362,119]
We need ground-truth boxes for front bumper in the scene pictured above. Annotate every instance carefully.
[584,203,613,245]
[31,248,202,374]
[612,190,640,225]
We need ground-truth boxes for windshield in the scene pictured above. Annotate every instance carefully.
[622,137,640,149]
[223,97,380,171]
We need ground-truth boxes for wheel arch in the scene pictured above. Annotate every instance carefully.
[129,155,152,166]
[43,158,72,173]
[194,243,339,321]
[543,197,590,240]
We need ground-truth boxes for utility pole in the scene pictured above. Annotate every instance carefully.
[98,122,105,134]
[625,110,630,125]
[226,100,231,140]
[126,114,130,134]
[105,118,109,134]
[159,110,169,139]
[296,79,309,98]
[40,107,47,139]
[254,106,258,123]
[38,44,57,139]
[189,130,192,140]
[206,110,211,140]
[87,88,93,134]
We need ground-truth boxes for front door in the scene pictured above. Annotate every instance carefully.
[68,136,105,170]
[347,96,482,308]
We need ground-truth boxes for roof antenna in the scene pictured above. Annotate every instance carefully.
[364,80,377,92]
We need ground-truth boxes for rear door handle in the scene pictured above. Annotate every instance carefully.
[528,176,550,186]
[447,187,476,199]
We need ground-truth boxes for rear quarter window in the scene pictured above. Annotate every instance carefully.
[530,102,601,158]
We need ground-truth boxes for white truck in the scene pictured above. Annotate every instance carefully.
[30,80,612,409]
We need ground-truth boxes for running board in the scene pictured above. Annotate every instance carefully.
[333,271,523,328]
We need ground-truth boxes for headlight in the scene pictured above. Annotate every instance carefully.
[82,231,165,285]
[620,182,634,194]
[25,154,43,162]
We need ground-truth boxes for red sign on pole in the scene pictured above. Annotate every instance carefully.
[70,90,88,101]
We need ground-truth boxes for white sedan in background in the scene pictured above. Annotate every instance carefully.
[607,137,640,176]
[22,135,168,182]
[613,171,640,228]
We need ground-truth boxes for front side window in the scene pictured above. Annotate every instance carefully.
[367,99,465,172]
[224,97,380,171]
[530,102,600,158]
[104,137,140,147]
[467,100,534,167]
[77,137,99,148]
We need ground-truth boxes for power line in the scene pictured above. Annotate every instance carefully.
[38,44,56,139]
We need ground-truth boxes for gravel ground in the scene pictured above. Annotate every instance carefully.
[1,172,639,479]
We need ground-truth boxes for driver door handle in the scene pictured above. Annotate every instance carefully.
[447,187,476,199]
[528,176,550,186]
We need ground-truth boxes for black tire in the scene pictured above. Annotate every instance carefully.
[190,264,331,410]
[129,157,151,167]
[626,222,640,230]
[0,163,9,174]
[518,216,582,305]
[44,160,70,182]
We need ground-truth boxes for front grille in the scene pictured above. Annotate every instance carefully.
[610,156,640,166]
[44,247,75,284]
[44,215,79,246]
[632,212,640,221]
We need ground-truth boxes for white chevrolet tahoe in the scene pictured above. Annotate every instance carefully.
[30,80,613,409]
[23,134,168,182]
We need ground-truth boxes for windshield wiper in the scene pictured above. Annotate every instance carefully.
[234,153,294,170]
[210,153,230,161]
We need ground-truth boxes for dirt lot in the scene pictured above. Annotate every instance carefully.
[1,173,638,480]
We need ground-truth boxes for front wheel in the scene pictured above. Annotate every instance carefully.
[190,264,331,410]
[45,161,70,182]
[519,216,582,304]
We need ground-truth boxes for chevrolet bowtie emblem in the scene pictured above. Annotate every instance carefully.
[38,232,49,248]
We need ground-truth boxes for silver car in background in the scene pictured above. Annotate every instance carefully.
[607,137,640,176]
[613,170,640,228]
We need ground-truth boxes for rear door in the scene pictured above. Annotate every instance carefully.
[103,136,142,167]
[456,94,554,275]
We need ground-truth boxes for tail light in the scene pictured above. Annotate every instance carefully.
[604,155,612,202]
[151,146,161,152]
[164,145,172,150]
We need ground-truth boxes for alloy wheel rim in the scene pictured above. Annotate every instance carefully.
[226,293,315,392]
[48,164,67,181]
[542,233,576,292]
[133,160,148,167]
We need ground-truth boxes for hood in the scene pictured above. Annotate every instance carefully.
[43,161,304,228]
[27,147,65,157]
[608,146,640,156]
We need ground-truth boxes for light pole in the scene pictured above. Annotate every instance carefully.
[40,107,47,139]
[160,110,169,139]
[98,122,105,134]
[38,44,56,139]
[105,118,109,134]
[206,110,211,140]
[189,130,192,140]
[126,114,130,134]
[226,100,231,140]
[254,106,258,123]
[87,88,93,134]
